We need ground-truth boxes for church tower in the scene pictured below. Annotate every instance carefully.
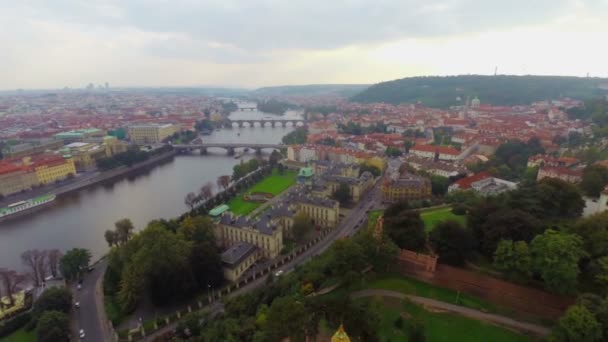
[331,324,351,342]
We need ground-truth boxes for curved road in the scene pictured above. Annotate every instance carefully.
[350,289,550,338]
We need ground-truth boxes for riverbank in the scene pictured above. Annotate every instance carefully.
[0,151,176,221]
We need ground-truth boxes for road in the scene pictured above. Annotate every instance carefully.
[350,289,550,337]
[142,180,384,341]
[73,259,110,342]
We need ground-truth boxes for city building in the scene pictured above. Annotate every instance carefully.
[216,214,283,259]
[311,161,374,202]
[448,171,517,195]
[0,163,38,197]
[404,155,468,178]
[220,242,259,282]
[127,123,180,144]
[23,154,77,185]
[54,128,106,143]
[537,166,582,183]
[1,139,64,159]
[409,144,468,161]
[527,154,580,168]
[381,160,431,202]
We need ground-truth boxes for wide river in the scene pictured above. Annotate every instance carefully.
[0,109,301,270]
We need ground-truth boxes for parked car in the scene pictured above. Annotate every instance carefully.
[274,270,284,277]
[79,329,85,339]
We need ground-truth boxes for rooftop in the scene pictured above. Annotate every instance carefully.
[221,242,257,268]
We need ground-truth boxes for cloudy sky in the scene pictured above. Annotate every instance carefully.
[2,0,607,90]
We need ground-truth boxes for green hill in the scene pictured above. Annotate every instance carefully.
[351,75,608,108]
[253,84,369,97]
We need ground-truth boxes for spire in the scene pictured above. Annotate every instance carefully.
[331,324,351,342]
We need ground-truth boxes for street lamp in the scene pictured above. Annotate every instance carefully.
[207,284,211,304]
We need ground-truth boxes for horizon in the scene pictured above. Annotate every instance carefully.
[2,73,608,93]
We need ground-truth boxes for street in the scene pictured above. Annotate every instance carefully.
[72,259,109,342]
[75,179,384,341]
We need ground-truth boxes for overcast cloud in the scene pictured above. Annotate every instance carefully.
[1,0,607,89]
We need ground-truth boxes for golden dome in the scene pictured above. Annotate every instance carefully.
[331,324,351,342]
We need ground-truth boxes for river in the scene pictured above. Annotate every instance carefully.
[0,110,301,270]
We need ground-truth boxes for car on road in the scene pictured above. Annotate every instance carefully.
[274,270,284,277]
[75,301,80,308]
[77,283,82,290]
[79,329,85,339]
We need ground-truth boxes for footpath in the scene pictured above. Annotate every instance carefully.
[350,289,550,337]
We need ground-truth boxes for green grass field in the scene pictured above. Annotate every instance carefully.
[363,275,511,316]
[420,207,466,232]
[367,210,384,229]
[369,298,534,342]
[227,169,296,216]
[0,329,36,342]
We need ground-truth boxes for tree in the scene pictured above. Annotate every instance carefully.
[531,230,586,294]
[595,256,608,288]
[554,305,603,342]
[430,175,449,196]
[21,249,44,287]
[430,221,474,266]
[385,146,403,157]
[404,140,414,153]
[493,240,532,282]
[332,183,352,204]
[59,248,91,281]
[217,175,231,191]
[104,229,118,247]
[408,318,426,342]
[47,249,62,278]
[536,178,584,219]
[478,208,541,257]
[115,218,134,245]
[36,310,70,342]
[33,287,72,316]
[282,128,308,145]
[200,182,214,203]
[269,150,282,167]
[265,296,308,341]
[0,269,26,307]
[568,211,608,259]
[185,192,197,210]
[291,213,312,242]
[384,211,426,251]
[581,165,608,197]
[359,163,381,177]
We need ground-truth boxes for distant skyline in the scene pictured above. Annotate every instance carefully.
[2,1,607,90]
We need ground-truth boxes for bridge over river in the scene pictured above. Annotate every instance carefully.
[223,118,306,128]
[173,143,284,155]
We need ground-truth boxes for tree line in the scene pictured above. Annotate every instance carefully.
[169,228,398,341]
[103,216,223,315]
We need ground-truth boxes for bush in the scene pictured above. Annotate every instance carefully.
[0,313,32,338]
[451,204,467,215]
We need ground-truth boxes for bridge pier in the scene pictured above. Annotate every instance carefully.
[255,148,262,156]
[200,147,207,155]
[226,147,235,156]
[238,122,244,128]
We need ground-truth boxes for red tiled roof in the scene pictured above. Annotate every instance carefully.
[454,171,492,189]
[411,144,460,156]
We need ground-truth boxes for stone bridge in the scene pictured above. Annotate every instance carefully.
[173,143,284,155]
[224,119,306,128]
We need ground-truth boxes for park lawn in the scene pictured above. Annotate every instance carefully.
[368,298,534,342]
[364,274,515,318]
[228,169,296,216]
[367,210,384,229]
[0,328,36,342]
[420,207,466,232]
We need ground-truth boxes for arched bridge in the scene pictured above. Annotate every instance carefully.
[173,143,284,156]
[224,119,306,128]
